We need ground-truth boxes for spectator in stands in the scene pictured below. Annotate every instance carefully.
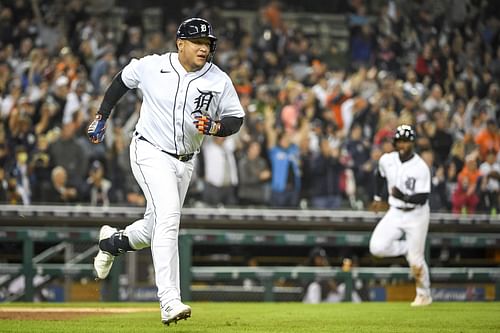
[29,134,51,202]
[421,149,447,212]
[452,154,481,214]
[7,98,37,153]
[264,107,302,208]
[43,165,78,203]
[90,46,116,94]
[83,159,112,206]
[452,174,480,215]
[302,247,336,304]
[48,122,87,191]
[475,118,500,161]
[302,247,361,303]
[62,79,91,125]
[449,99,467,140]
[45,75,69,128]
[237,141,271,206]
[422,84,448,114]
[10,146,31,204]
[0,166,8,202]
[202,136,239,207]
[349,12,375,69]
[344,123,371,187]
[306,140,344,209]
[478,150,500,214]
[430,111,454,166]
[403,68,426,99]
[117,26,144,58]
[415,42,441,84]
[0,164,23,204]
[373,111,397,146]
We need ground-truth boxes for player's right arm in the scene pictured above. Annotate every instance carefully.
[87,71,130,143]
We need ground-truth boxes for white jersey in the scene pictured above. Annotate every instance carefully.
[121,52,244,155]
[378,152,431,208]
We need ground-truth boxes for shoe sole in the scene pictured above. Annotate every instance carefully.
[162,309,192,326]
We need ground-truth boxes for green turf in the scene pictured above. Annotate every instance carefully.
[1,302,499,333]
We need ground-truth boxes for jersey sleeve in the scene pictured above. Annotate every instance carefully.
[121,58,142,89]
[377,154,388,178]
[217,76,245,119]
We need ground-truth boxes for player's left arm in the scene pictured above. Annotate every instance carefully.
[391,187,429,205]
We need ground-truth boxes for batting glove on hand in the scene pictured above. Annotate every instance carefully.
[193,115,220,135]
[87,114,106,143]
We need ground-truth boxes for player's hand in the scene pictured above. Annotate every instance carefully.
[193,115,220,135]
[369,200,389,213]
[87,114,106,144]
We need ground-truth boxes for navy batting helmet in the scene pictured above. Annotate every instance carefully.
[176,18,217,54]
[394,124,415,142]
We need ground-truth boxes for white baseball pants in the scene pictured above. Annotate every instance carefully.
[124,136,194,307]
[369,205,431,297]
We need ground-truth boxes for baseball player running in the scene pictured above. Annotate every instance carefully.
[369,125,432,306]
[87,18,244,325]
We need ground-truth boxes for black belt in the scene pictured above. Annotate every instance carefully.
[135,133,194,162]
[395,206,417,212]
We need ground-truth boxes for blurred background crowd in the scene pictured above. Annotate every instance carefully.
[0,0,499,214]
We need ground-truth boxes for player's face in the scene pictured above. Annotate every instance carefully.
[177,38,211,72]
[395,140,414,158]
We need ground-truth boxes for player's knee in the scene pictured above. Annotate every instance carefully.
[369,239,386,257]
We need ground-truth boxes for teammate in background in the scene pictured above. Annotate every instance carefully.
[369,125,432,306]
[87,18,244,325]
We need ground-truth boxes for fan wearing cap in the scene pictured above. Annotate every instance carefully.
[86,17,244,325]
[368,124,433,307]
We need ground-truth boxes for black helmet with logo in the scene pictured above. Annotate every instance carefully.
[176,18,217,54]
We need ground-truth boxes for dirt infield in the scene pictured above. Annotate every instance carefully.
[0,307,157,321]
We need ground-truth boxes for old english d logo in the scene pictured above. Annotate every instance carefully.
[192,88,214,115]
[405,177,416,191]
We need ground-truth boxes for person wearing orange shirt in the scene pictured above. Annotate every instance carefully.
[475,119,500,161]
[453,153,481,215]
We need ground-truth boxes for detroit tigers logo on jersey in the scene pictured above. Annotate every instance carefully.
[192,88,214,116]
[405,177,416,191]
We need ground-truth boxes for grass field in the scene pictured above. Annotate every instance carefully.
[1,302,499,333]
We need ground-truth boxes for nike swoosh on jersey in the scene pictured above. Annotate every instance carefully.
[160,69,171,73]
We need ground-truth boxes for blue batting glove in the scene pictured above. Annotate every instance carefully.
[193,115,220,135]
[87,114,106,143]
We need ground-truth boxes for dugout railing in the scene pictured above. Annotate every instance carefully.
[1,226,499,302]
[178,229,500,302]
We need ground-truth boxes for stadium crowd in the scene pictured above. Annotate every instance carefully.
[0,0,499,214]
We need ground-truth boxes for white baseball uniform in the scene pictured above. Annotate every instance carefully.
[119,52,244,307]
[369,151,432,297]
